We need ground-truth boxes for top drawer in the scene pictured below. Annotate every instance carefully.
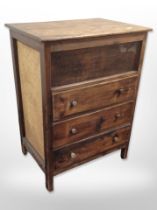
[52,75,138,121]
[51,41,142,86]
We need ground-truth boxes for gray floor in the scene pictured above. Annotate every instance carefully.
[0,135,156,210]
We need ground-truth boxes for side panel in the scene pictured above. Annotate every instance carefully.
[17,41,45,159]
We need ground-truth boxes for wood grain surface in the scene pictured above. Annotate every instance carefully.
[55,126,130,172]
[6,18,151,41]
[53,75,138,120]
[53,102,134,148]
[52,41,141,86]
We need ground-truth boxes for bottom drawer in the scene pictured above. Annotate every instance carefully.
[55,126,130,172]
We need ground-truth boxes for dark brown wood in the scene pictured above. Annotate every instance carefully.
[6,19,151,192]
[50,32,146,52]
[53,102,134,148]
[52,41,142,86]
[40,43,54,192]
[120,33,148,159]
[52,71,138,92]
[121,146,129,159]
[23,137,45,171]
[53,75,138,120]
[54,142,127,175]
[55,126,130,173]
[10,35,27,155]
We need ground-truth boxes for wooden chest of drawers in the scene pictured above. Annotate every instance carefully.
[6,18,151,192]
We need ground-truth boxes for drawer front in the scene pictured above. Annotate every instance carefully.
[53,102,133,148]
[55,127,130,171]
[53,76,138,120]
[52,41,142,86]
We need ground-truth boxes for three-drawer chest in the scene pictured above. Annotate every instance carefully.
[6,18,151,192]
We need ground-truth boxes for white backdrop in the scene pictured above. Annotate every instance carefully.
[0,0,157,209]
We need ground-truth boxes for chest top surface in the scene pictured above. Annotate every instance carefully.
[6,18,151,42]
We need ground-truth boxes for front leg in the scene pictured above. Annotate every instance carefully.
[45,173,53,192]
[121,146,129,159]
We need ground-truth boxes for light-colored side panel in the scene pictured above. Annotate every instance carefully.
[17,41,44,159]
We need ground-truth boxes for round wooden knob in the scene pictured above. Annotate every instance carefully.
[71,100,78,107]
[113,135,119,143]
[115,113,121,119]
[71,152,77,159]
[71,128,77,134]
[117,87,131,96]
[119,88,125,94]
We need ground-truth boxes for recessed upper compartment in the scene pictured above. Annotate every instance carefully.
[52,41,142,86]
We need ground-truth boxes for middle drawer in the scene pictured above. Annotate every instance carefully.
[53,102,134,148]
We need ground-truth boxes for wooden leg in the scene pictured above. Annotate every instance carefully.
[121,146,129,159]
[46,174,53,192]
[21,141,27,155]
[21,137,27,155]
